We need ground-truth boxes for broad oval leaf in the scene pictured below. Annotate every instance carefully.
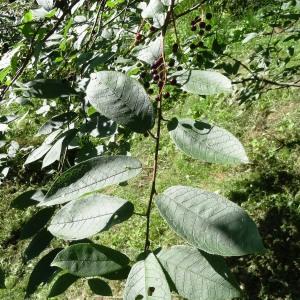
[158,245,241,300]
[52,243,130,277]
[36,0,54,11]
[42,128,77,169]
[88,278,112,296]
[156,186,265,256]
[168,118,249,164]
[141,0,166,28]
[25,79,76,98]
[86,71,154,133]
[124,253,171,300]
[174,70,232,95]
[135,36,163,65]
[48,272,78,298]
[26,248,61,298]
[48,194,134,240]
[40,155,142,206]
[24,144,52,165]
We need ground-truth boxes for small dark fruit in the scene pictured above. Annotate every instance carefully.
[136,33,142,41]
[151,69,158,75]
[143,132,149,137]
[206,24,212,31]
[172,43,179,53]
[164,92,170,98]
[199,29,205,36]
[170,78,177,85]
[155,96,160,102]
[199,21,206,29]
[150,26,157,32]
[191,20,196,26]
[177,66,183,71]
[158,81,164,88]
[168,58,175,67]
[148,88,154,94]
[137,62,142,67]
[206,12,213,20]
[144,82,150,89]
[153,74,159,81]
[191,26,197,31]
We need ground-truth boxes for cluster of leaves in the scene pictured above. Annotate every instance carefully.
[1,0,298,299]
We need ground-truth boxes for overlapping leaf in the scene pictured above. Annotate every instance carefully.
[40,155,142,206]
[25,79,76,98]
[158,245,241,300]
[168,118,249,164]
[124,253,171,300]
[48,194,134,240]
[174,70,232,95]
[141,0,166,28]
[135,36,163,65]
[52,243,130,277]
[156,186,265,256]
[48,273,78,298]
[86,71,154,133]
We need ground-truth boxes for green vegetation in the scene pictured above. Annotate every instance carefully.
[0,0,299,299]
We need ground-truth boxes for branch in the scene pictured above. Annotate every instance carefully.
[0,0,80,102]
[144,0,175,252]
[175,0,207,19]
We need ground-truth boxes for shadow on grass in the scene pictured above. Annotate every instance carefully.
[226,157,300,299]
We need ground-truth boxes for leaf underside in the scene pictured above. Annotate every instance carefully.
[124,253,171,300]
[168,118,249,165]
[40,155,142,206]
[86,71,154,133]
[158,245,241,300]
[48,194,134,240]
[174,70,232,95]
[156,185,265,256]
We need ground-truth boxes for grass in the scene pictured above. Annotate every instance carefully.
[1,2,300,299]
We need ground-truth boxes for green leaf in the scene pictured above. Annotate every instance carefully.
[24,143,51,165]
[48,272,78,298]
[21,207,55,239]
[174,70,232,95]
[36,0,54,11]
[24,228,53,262]
[86,71,154,133]
[40,155,142,206]
[24,79,76,98]
[158,245,241,300]
[135,36,163,65]
[10,189,42,209]
[42,128,77,169]
[124,253,171,300]
[168,118,249,164]
[141,0,166,28]
[51,243,130,277]
[156,186,265,256]
[88,278,112,296]
[38,111,77,136]
[26,248,61,297]
[48,194,134,240]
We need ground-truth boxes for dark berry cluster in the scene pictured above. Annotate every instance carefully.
[190,13,213,33]
[151,57,166,89]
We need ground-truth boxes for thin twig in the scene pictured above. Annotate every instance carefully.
[144,0,175,252]
[175,0,207,19]
[0,0,80,101]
